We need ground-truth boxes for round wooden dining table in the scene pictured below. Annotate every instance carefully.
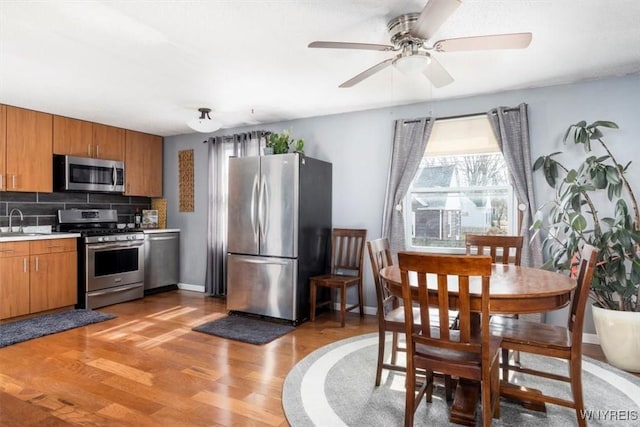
[380,263,577,315]
[379,263,577,426]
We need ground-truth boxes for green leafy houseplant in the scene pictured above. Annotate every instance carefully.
[266,129,304,155]
[532,120,640,312]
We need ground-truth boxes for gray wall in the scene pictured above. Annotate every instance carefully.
[163,74,640,324]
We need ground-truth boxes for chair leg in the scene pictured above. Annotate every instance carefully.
[492,361,501,419]
[309,281,317,321]
[358,280,364,316]
[424,371,434,403]
[481,363,494,427]
[570,358,586,427]
[501,348,510,380]
[444,375,454,402]
[340,286,347,327]
[404,363,416,427]
[390,332,399,365]
[376,329,386,386]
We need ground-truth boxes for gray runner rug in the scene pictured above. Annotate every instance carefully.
[192,314,294,345]
[283,333,640,426]
[0,309,116,348]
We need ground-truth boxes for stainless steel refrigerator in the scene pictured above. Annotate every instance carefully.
[226,153,332,324]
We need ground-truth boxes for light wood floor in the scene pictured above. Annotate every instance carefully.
[0,290,630,426]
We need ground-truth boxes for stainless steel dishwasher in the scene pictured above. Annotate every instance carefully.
[144,230,180,291]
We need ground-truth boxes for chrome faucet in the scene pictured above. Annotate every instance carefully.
[8,208,24,233]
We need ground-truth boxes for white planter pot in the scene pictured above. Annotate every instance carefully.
[592,304,640,372]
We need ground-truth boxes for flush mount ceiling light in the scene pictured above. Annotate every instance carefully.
[187,108,222,133]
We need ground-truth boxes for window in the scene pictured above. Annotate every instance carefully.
[405,114,516,251]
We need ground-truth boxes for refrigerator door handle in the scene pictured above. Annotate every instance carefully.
[263,175,269,238]
[240,257,290,266]
[250,174,259,243]
[258,174,267,242]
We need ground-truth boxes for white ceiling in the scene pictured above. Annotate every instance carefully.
[1,1,639,137]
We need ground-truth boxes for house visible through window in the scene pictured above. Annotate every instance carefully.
[405,114,516,251]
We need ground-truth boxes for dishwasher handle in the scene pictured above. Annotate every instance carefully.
[147,235,178,241]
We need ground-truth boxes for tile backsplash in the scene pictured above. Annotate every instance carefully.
[0,191,151,228]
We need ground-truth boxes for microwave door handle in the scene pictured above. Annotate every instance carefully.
[112,165,117,188]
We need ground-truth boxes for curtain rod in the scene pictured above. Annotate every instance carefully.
[200,105,522,141]
[401,107,521,125]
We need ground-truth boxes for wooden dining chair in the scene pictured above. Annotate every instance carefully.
[309,228,367,327]
[465,233,524,363]
[465,234,523,265]
[367,238,409,385]
[368,238,456,400]
[492,244,598,427]
[398,252,501,427]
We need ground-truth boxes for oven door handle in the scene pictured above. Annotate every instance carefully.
[89,283,142,296]
[88,241,144,250]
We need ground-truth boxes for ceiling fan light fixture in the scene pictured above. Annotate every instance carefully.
[187,107,222,133]
[393,53,431,75]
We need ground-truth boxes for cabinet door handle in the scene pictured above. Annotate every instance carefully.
[23,258,27,273]
[47,245,64,249]
[12,174,16,189]
[88,144,92,157]
[0,174,3,190]
[96,144,100,157]
[35,256,39,272]
[0,249,15,253]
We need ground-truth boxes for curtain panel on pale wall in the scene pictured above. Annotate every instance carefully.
[487,103,543,268]
[381,117,435,254]
[205,131,267,296]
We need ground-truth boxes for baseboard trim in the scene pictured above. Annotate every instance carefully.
[177,283,205,293]
[583,332,600,345]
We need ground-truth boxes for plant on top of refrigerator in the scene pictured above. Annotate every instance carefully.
[267,129,304,154]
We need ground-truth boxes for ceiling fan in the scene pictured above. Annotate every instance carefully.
[308,0,532,88]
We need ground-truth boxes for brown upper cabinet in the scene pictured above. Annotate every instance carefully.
[0,105,6,191]
[125,130,163,197]
[4,105,53,192]
[53,115,125,161]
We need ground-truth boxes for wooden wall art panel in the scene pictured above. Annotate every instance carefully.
[178,149,194,212]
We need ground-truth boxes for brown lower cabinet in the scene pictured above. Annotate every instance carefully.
[0,238,77,320]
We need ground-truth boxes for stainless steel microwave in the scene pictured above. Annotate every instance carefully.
[54,155,125,193]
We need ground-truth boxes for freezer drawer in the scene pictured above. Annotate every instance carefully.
[227,254,298,321]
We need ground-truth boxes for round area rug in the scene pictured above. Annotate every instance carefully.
[283,333,640,426]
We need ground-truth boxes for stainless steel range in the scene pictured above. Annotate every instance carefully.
[58,209,145,309]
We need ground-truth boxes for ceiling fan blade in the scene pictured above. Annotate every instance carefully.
[423,55,454,88]
[434,32,532,52]
[339,57,395,88]
[410,0,461,40]
[308,41,394,51]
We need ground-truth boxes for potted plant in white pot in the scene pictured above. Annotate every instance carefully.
[532,120,640,372]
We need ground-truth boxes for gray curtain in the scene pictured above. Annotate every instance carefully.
[487,103,543,268]
[382,117,435,253]
[205,131,267,296]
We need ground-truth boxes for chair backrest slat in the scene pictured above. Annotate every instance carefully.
[568,244,599,343]
[367,238,395,318]
[331,228,367,277]
[465,234,524,266]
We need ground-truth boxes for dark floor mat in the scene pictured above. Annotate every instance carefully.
[192,314,294,345]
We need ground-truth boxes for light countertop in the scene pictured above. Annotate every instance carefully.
[0,232,81,243]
